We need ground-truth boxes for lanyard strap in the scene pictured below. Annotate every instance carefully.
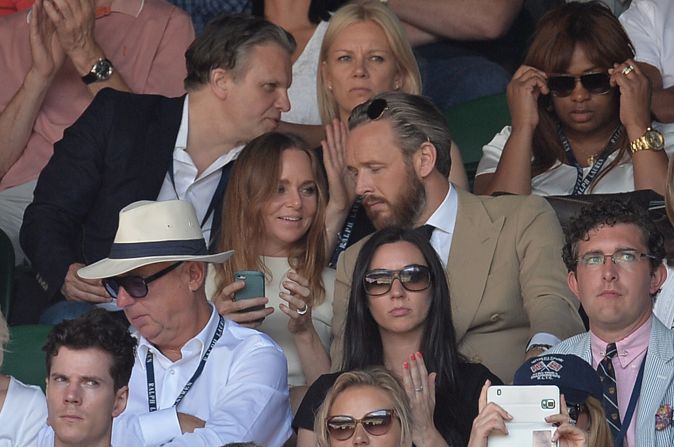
[146,315,225,412]
[329,198,362,268]
[168,160,232,231]
[557,124,623,195]
[613,355,646,447]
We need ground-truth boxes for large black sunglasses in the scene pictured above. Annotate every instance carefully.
[327,409,397,441]
[547,72,611,97]
[363,264,431,296]
[103,262,183,299]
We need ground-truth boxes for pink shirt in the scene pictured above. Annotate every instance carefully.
[591,317,652,447]
[0,0,194,191]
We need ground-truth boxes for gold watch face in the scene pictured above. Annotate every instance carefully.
[645,129,665,149]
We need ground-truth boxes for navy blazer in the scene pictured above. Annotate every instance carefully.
[21,88,187,301]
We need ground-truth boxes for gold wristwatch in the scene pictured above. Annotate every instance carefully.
[630,127,665,153]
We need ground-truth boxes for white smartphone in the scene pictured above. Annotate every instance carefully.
[486,385,560,447]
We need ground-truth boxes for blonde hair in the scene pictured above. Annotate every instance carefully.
[315,368,413,447]
[0,311,8,367]
[584,396,612,447]
[317,0,421,124]
[214,132,328,303]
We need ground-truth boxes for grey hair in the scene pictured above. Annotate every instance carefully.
[348,92,452,176]
[184,13,296,90]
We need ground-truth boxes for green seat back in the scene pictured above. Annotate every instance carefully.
[0,228,14,320]
[0,324,52,391]
[445,93,511,186]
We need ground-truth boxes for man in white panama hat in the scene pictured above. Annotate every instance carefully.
[75,199,292,446]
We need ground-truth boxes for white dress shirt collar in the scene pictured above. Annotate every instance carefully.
[424,184,458,266]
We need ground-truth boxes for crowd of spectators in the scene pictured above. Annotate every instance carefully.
[1,1,673,446]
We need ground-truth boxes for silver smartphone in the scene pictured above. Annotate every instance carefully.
[487,385,560,447]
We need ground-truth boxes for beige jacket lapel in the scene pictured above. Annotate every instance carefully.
[448,190,505,342]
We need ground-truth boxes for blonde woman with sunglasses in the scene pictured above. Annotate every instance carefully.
[315,368,413,447]
[474,1,670,197]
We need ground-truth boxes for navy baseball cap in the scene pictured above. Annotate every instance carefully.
[514,354,602,405]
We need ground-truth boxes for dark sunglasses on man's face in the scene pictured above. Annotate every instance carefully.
[327,409,397,441]
[547,72,611,97]
[102,262,183,299]
[363,264,431,296]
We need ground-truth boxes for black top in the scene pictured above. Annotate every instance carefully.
[293,362,502,444]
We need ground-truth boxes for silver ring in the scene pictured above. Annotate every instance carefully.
[296,303,309,315]
[622,65,635,76]
[414,386,423,392]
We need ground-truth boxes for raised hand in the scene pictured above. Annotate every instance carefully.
[467,380,512,447]
[29,0,66,81]
[42,0,100,72]
[610,59,651,137]
[213,280,273,329]
[401,352,447,447]
[507,65,549,132]
[278,271,314,334]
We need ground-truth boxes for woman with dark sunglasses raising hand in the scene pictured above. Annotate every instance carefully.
[474,1,670,197]
[294,228,501,447]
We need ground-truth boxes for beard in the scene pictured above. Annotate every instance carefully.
[363,167,426,230]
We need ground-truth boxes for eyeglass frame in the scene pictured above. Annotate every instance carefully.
[575,249,656,268]
[326,408,397,441]
[363,264,432,296]
[102,261,183,299]
[547,72,612,97]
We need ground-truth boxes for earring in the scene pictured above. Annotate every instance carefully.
[394,82,400,90]
[328,84,333,91]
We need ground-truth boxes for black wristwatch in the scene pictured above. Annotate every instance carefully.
[81,58,114,85]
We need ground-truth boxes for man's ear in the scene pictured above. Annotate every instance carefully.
[210,68,231,100]
[185,261,206,291]
[112,385,129,417]
[650,262,667,295]
[414,141,437,179]
[567,270,581,301]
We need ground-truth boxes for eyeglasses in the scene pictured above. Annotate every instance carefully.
[577,250,656,268]
[547,72,611,97]
[366,98,388,120]
[102,262,183,299]
[364,264,431,296]
[568,403,587,425]
[327,409,397,441]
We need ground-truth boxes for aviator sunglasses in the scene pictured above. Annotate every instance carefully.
[102,262,183,299]
[327,409,397,441]
[547,72,611,97]
[364,264,432,296]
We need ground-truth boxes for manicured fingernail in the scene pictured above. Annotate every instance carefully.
[410,353,415,360]
[416,351,423,358]
[403,362,409,369]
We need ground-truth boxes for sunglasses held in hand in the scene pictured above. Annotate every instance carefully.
[547,72,611,97]
[327,409,397,441]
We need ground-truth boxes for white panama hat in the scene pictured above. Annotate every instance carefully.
[78,200,233,279]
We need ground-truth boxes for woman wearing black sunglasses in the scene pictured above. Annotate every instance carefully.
[294,228,501,447]
[474,1,669,197]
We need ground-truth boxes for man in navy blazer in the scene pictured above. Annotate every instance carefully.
[548,199,674,446]
[18,14,295,323]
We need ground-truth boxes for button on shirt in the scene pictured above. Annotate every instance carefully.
[112,306,293,446]
[156,95,243,244]
[591,317,652,447]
